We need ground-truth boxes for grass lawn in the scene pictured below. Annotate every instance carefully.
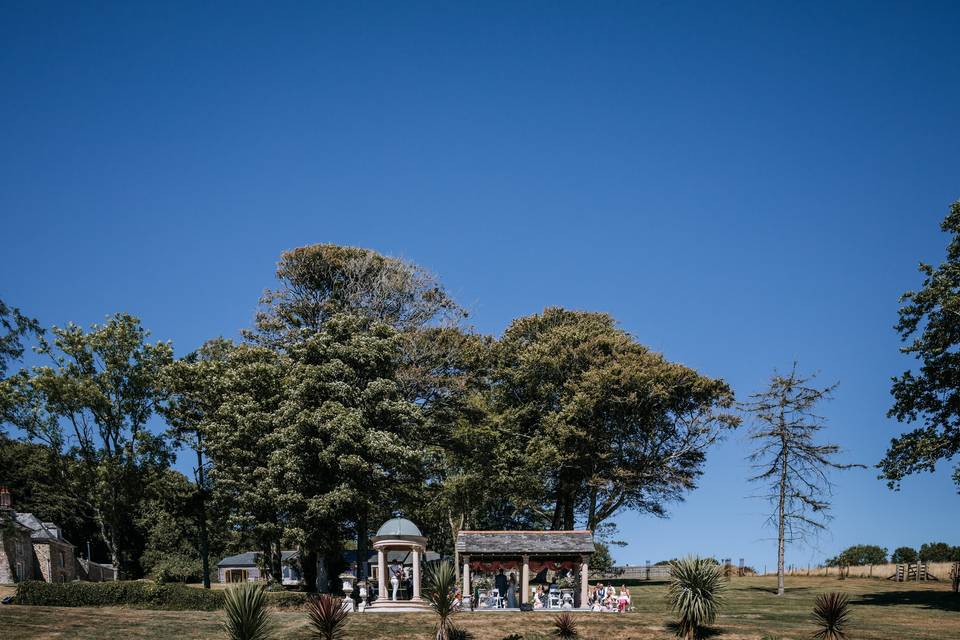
[0,576,957,639]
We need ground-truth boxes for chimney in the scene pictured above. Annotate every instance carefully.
[0,486,11,509]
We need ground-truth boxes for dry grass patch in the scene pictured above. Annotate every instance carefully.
[0,576,957,639]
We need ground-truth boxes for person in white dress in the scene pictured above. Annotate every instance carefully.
[390,560,401,601]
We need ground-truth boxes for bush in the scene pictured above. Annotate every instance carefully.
[307,593,349,640]
[14,580,311,611]
[552,612,578,639]
[668,556,726,640]
[223,582,271,640]
[812,592,851,640]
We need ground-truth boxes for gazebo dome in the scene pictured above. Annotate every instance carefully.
[376,517,422,538]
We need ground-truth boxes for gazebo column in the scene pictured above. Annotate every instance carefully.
[579,554,590,609]
[521,555,530,604]
[412,546,421,600]
[462,554,471,607]
[377,548,387,601]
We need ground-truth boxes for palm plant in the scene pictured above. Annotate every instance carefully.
[307,593,350,640]
[812,592,851,640]
[423,561,459,640]
[223,582,272,640]
[552,612,578,639]
[667,556,726,640]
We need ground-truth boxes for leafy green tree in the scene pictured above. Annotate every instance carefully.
[743,365,861,596]
[245,244,472,571]
[918,541,960,562]
[273,314,426,589]
[492,307,739,531]
[204,344,290,583]
[891,547,918,564]
[247,244,464,346]
[883,199,960,491]
[826,545,887,566]
[158,338,235,588]
[3,314,173,576]
[0,300,41,427]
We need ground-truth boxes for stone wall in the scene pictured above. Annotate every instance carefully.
[0,528,36,583]
[33,541,77,583]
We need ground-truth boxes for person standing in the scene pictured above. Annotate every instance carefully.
[390,559,401,601]
[507,572,517,608]
[494,569,508,607]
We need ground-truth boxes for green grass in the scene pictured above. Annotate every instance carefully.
[0,576,957,639]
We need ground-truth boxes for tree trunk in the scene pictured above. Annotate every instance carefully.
[777,431,788,596]
[196,441,211,589]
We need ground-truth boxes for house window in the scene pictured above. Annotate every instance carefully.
[15,540,22,558]
[59,551,65,568]
[15,562,23,580]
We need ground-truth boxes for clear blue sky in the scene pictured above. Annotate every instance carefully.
[2,1,958,571]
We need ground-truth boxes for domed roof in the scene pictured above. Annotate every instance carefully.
[376,517,422,537]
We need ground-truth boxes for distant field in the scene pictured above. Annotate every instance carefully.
[1,576,957,639]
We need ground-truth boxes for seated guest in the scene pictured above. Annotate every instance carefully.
[533,585,545,609]
[618,586,630,613]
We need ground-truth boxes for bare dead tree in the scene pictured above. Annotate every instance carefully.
[743,364,862,596]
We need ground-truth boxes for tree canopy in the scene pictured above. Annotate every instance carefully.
[883,199,960,491]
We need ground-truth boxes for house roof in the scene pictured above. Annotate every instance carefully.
[456,530,595,555]
[217,550,298,568]
[14,512,72,545]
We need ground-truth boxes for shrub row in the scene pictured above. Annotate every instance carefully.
[14,581,311,611]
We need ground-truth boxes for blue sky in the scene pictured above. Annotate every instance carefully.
[2,1,959,570]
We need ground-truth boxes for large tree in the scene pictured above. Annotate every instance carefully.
[492,307,739,532]
[245,244,474,569]
[2,314,173,576]
[0,299,41,427]
[203,344,290,583]
[157,337,235,588]
[883,199,960,492]
[743,365,860,596]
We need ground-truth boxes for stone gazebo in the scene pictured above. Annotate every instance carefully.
[456,530,595,609]
[368,517,430,611]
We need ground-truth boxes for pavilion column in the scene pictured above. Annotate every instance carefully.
[521,555,530,604]
[462,555,471,607]
[412,546,421,600]
[377,548,386,601]
[579,554,590,609]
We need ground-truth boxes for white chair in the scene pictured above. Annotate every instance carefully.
[548,590,561,609]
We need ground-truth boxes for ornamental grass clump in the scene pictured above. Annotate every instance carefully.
[668,555,726,640]
[424,561,459,640]
[812,592,851,640]
[223,582,271,640]
[307,593,349,640]
[552,612,579,639]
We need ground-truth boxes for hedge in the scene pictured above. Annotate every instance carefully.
[14,581,311,611]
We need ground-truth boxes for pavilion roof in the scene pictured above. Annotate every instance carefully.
[456,530,595,555]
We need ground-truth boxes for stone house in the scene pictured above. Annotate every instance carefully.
[0,486,77,583]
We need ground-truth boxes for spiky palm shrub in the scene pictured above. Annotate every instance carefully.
[223,582,271,640]
[307,593,349,640]
[424,561,459,640]
[552,612,578,639]
[812,592,851,640]
[668,556,726,640]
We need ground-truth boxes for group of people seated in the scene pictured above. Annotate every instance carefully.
[588,582,631,612]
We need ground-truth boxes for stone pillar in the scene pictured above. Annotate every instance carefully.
[462,555,471,608]
[579,554,590,609]
[412,546,421,600]
[377,548,386,601]
[521,555,530,604]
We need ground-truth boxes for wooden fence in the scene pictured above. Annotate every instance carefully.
[781,562,955,581]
